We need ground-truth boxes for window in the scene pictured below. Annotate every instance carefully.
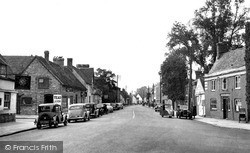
[21,97,32,105]
[211,80,216,91]
[38,77,49,89]
[210,98,217,111]
[204,82,208,90]
[235,76,241,89]
[4,92,11,109]
[222,78,227,90]
[0,65,7,77]
[235,99,242,112]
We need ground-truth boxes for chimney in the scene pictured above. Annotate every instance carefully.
[67,58,73,67]
[216,42,228,60]
[44,51,49,61]
[195,71,203,79]
[76,64,90,69]
[53,56,64,66]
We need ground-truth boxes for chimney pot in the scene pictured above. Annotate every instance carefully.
[76,64,90,69]
[67,58,73,67]
[53,56,64,66]
[44,51,49,61]
[216,42,228,60]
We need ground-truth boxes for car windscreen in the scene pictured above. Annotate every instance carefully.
[69,105,83,110]
[38,106,51,113]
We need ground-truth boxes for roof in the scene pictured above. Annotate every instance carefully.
[0,54,8,65]
[37,56,87,91]
[3,55,87,91]
[73,67,94,85]
[206,47,245,78]
[38,103,61,107]
[3,56,35,74]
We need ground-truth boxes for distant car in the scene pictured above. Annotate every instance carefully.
[102,103,113,113]
[111,103,119,110]
[177,109,192,119]
[96,103,105,116]
[36,103,68,129]
[154,104,161,112]
[86,103,100,118]
[68,103,90,122]
[160,104,174,118]
[117,103,123,109]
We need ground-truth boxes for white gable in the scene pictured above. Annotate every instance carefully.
[195,79,204,96]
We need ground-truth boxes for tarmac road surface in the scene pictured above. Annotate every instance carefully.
[1,105,250,153]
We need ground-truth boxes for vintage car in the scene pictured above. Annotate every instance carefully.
[36,103,68,129]
[68,103,90,122]
[159,104,174,118]
[102,103,114,113]
[177,109,192,119]
[96,103,105,115]
[117,103,124,110]
[85,103,100,118]
[154,104,161,112]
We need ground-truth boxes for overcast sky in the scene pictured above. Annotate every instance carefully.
[1,0,249,93]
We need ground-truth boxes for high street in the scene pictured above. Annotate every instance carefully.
[1,105,250,153]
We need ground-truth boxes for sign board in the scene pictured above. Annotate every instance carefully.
[53,94,62,104]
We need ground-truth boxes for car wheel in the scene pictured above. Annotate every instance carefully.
[37,123,41,129]
[64,119,68,126]
[54,121,58,128]
[49,121,53,128]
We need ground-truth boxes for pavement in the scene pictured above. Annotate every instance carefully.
[0,114,249,137]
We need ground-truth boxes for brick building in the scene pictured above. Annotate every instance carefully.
[4,51,87,115]
[204,44,247,121]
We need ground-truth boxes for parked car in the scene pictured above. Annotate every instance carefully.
[68,103,90,122]
[86,103,100,118]
[102,103,114,113]
[154,104,161,112]
[96,103,105,116]
[159,104,174,118]
[111,103,119,110]
[117,103,123,110]
[36,103,67,129]
[177,109,192,119]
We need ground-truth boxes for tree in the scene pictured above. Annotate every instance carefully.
[161,52,188,106]
[136,86,148,101]
[167,22,199,110]
[94,68,117,102]
[193,0,250,63]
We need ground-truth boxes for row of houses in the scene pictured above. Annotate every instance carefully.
[0,51,102,123]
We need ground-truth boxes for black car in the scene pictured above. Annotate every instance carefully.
[177,109,192,119]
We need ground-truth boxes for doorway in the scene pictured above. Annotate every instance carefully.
[222,97,230,119]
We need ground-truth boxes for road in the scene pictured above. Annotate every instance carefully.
[1,105,250,153]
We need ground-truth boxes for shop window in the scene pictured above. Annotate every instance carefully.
[4,92,11,109]
[210,98,217,111]
[235,99,242,112]
[38,77,49,89]
[235,76,241,89]
[21,97,32,105]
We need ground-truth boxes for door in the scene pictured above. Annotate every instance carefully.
[16,94,21,114]
[222,97,230,119]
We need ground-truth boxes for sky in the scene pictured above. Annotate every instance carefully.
[0,0,249,93]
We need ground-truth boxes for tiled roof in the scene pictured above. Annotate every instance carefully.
[3,56,35,74]
[0,54,8,65]
[37,56,87,91]
[73,67,94,85]
[208,47,245,75]
[3,55,86,91]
